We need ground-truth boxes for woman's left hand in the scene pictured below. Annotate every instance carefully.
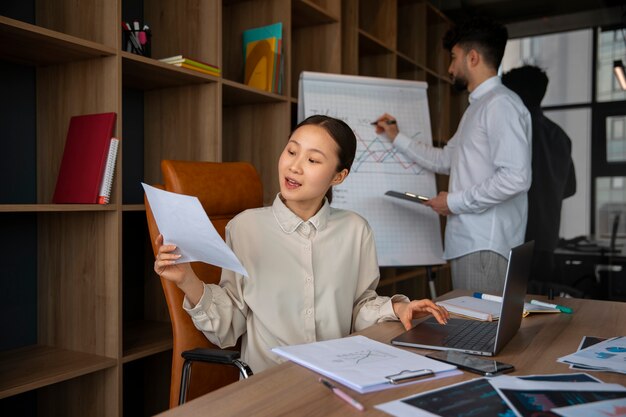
[393,299,449,330]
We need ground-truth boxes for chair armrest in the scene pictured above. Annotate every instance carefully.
[182,348,241,365]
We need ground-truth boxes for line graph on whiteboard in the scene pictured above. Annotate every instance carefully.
[299,72,444,266]
[353,131,425,175]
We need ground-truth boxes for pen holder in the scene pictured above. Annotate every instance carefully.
[122,28,151,57]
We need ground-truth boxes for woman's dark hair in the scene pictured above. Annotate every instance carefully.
[442,16,508,71]
[292,115,357,203]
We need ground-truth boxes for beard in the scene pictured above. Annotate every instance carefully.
[452,75,468,92]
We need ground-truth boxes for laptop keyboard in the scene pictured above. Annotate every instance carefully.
[444,320,495,352]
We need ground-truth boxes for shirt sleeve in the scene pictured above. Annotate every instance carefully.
[351,222,410,331]
[447,97,532,214]
[182,223,248,348]
[393,131,457,175]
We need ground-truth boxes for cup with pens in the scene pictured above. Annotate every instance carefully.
[122,20,151,57]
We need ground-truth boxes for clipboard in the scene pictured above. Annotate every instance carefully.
[385,190,429,204]
[271,335,459,393]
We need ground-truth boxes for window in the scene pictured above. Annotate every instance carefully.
[596,28,626,102]
[502,29,593,106]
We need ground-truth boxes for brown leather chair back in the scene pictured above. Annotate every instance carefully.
[145,160,263,408]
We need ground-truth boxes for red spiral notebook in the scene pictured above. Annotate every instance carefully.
[52,112,117,204]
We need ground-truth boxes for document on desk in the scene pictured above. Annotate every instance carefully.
[489,375,626,417]
[142,183,248,277]
[271,335,459,394]
[557,336,626,374]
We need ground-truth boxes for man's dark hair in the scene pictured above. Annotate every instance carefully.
[501,65,549,108]
[442,16,508,70]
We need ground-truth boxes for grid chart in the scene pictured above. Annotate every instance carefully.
[300,73,444,266]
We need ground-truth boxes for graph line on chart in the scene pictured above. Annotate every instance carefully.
[333,350,396,366]
[352,131,425,175]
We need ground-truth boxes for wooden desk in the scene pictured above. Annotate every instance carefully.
[156,293,626,417]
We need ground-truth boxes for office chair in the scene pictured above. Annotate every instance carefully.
[145,160,263,407]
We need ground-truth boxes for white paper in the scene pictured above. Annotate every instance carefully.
[552,398,626,416]
[558,336,626,374]
[142,183,248,277]
[272,335,459,393]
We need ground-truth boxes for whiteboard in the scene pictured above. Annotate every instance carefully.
[298,72,444,266]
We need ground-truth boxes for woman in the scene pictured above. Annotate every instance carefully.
[154,115,448,373]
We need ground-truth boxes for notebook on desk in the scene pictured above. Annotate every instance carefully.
[391,241,533,356]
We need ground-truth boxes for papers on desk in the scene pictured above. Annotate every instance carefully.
[142,183,248,277]
[376,373,626,417]
[436,296,559,321]
[271,335,459,394]
[558,336,626,374]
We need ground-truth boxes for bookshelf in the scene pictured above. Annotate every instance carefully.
[0,1,461,415]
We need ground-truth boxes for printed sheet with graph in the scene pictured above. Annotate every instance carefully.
[272,335,458,393]
[298,72,444,266]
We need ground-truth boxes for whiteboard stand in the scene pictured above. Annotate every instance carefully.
[426,266,437,299]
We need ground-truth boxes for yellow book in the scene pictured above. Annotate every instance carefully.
[244,37,277,92]
[176,62,220,77]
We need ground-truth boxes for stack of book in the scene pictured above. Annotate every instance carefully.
[159,55,221,77]
[243,22,283,94]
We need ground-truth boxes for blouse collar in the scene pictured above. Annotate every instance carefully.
[271,194,330,234]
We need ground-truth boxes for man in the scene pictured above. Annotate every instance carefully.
[374,17,532,294]
[502,65,576,288]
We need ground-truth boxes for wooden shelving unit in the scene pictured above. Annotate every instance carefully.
[0,1,461,415]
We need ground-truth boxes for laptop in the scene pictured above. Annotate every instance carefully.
[391,241,534,356]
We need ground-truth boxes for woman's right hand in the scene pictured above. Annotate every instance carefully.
[154,234,193,285]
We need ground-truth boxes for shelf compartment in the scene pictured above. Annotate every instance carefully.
[397,0,427,66]
[0,204,118,212]
[122,52,219,91]
[358,0,396,51]
[123,321,172,363]
[223,101,291,204]
[426,4,452,78]
[397,53,427,81]
[0,345,116,399]
[223,79,290,106]
[222,0,290,93]
[292,0,340,27]
[0,16,115,67]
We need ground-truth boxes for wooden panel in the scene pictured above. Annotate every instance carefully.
[36,56,119,203]
[291,22,341,98]
[36,0,117,47]
[397,0,426,65]
[123,321,172,362]
[38,212,119,357]
[427,74,450,145]
[359,53,396,78]
[143,83,219,185]
[341,0,359,75]
[292,0,339,27]
[358,0,396,49]
[0,16,115,67]
[0,345,116,399]
[144,0,219,65]
[222,102,291,204]
[426,5,452,78]
[38,368,118,417]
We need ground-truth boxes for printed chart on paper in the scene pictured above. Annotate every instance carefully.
[299,72,444,266]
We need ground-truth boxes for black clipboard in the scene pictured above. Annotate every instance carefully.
[385,190,429,204]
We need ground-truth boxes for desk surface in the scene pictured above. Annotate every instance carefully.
[156,292,626,417]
